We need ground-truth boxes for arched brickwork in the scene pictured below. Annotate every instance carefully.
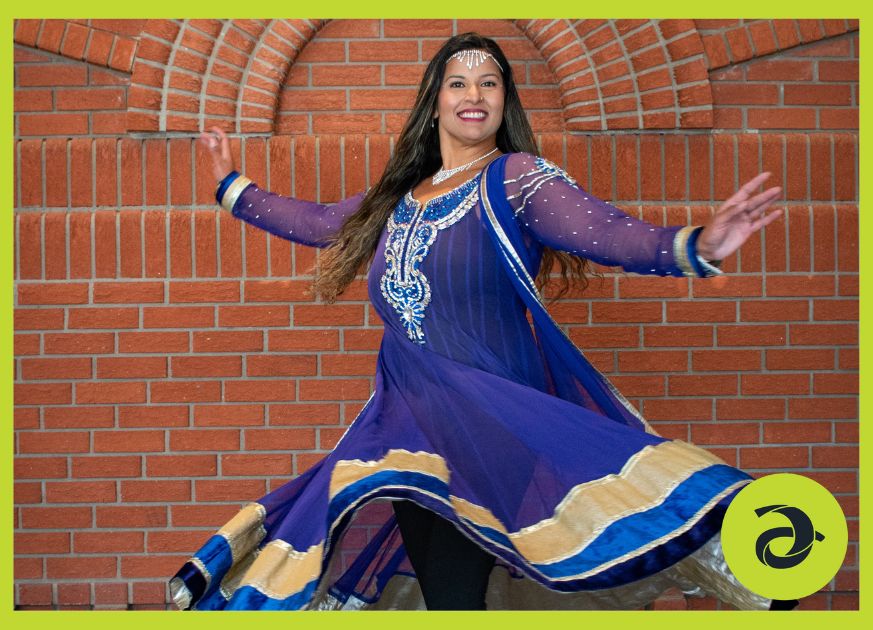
[15,18,859,135]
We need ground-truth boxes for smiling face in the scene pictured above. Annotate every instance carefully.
[434,53,505,151]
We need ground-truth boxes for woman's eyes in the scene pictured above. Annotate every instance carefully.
[449,80,498,88]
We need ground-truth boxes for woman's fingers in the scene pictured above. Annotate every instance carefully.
[750,208,783,231]
[720,172,774,217]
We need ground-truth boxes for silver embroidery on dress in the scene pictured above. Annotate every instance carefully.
[504,156,579,216]
[380,180,479,344]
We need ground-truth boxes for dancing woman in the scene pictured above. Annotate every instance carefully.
[170,32,787,611]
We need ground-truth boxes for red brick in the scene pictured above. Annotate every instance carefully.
[716,398,785,420]
[17,64,87,86]
[293,304,365,326]
[617,350,687,372]
[243,428,315,451]
[741,373,809,396]
[170,504,240,527]
[147,454,217,477]
[716,324,787,347]
[813,373,858,395]
[199,478,269,511]
[117,406,189,428]
[788,397,857,420]
[191,330,262,353]
[269,403,340,426]
[86,29,114,66]
[142,306,213,328]
[14,334,41,356]
[223,380,297,403]
[18,283,89,305]
[17,584,52,606]
[93,357,167,380]
[147,530,214,553]
[812,445,858,468]
[790,323,857,346]
[218,305,290,327]
[43,405,115,429]
[20,506,92,529]
[14,407,40,430]
[118,331,189,353]
[763,421,832,444]
[247,355,318,377]
[668,374,737,396]
[15,531,71,554]
[644,325,714,347]
[569,326,638,349]
[170,355,242,378]
[76,381,147,404]
[665,301,736,323]
[18,431,89,454]
[149,381,221,404]
[739,446,808,469]
[68,307,139,329]
[121,555,189,579]
[766,349,835,370]
[691,275,762,298]
[642,398,712,422]
[222,453,293,476]
[20,357,91,380]
[96,505,166,528]
[19,112,89,136]
[121,479,191,502]
[72,455,142,478]
[74,531,144,553]
[739,300,809,322]
[94,430,165,453]
[169,429,240,452]
[691,423,760,445]
[193,404,265,427]
[299,378,371,401]
[747,59,814,81]
[14,456,67,479]
[819,60,858,82]
[45,481,116,503]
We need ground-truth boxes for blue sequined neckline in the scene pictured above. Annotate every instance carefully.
[405,171,482,212]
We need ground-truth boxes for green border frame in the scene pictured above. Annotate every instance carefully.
[2,2,866,629]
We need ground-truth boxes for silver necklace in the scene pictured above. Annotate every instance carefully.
[431,147,498,185]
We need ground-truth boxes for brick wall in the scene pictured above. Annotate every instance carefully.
[13,19,858,610]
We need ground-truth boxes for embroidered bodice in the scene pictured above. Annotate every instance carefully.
[225,152,703,375]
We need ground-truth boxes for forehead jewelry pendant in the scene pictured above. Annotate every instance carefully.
[449,49,503,71]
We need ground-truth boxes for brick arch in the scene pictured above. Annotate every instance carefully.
[127,19,326,133]
[515,19,713,130]
[695,18,858,71]
[13,19,139,72]
[125,18,720,134]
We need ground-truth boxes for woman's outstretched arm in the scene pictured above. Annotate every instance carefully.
[202,127,364,248]
[503,152,781,277]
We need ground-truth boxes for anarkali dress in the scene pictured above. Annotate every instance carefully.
[169,152,771,611]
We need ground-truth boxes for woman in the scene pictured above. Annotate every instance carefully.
[170,32,785,611]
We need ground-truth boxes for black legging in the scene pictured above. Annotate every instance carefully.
[392,500,496,610]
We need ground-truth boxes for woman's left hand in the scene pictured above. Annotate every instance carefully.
[696,172,783,262]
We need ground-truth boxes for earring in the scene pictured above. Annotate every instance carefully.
[431,118,435,129]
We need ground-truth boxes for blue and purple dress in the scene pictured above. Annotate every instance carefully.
[169,152,769,610]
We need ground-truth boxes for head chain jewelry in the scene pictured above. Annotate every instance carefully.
[449,49,503,72]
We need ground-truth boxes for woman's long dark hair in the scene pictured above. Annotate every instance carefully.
[311,32,590,303]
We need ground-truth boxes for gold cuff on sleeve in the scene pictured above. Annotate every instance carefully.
[220,175,254,213]
[672,226,699,277]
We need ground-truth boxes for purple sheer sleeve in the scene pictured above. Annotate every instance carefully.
[502,152,703,277]
[220,175,365,249]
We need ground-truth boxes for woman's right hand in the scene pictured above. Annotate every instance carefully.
[199,126,235,182]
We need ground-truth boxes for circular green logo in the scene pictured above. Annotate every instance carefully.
[721,473,848,600]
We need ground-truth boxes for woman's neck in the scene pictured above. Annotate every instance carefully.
[438,139,498,171]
